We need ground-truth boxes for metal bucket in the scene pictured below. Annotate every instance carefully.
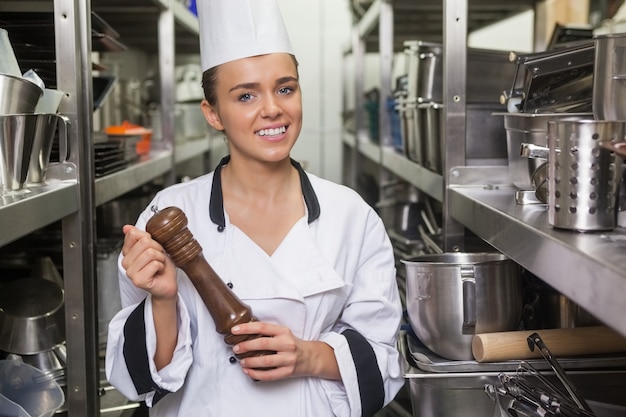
[402,252,523,361]
[547,119,625,231]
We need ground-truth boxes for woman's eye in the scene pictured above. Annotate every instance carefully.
[238,93,252,102]
[278,86,293,95]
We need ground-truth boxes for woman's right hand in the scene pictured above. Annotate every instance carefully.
[121,224,178,301]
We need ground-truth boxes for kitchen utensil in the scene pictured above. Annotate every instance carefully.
[6,345,66,383]
[34,88,65,114]
[593,32,626,121]
[472,326,626,363]
[406,332,626,373]
[413,102,507,174]
[0,360,64,417]
[0,114,37,194]
[501,112,592,192]
[505,40,594,113]
[0,28,22,78]
[403,252,523,360]
[0,392,30,417]
[26,114,70,186]
[0,73,43,114]
[175,102,208,142]
[547,119,624,231]
[145,206,272,359]
[523,286,601,330]
[375,199,422,240]
[0,278,65,355]
[527,332,593,413]
[403,40,515,103]
[96,238,123,347]
[531,162,548,203]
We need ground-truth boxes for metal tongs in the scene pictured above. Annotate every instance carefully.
[527,333,594,414]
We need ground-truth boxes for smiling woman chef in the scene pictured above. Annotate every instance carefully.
[105,0,404,415]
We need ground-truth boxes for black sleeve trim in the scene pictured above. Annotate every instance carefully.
[342,329,384,417]
[123,299,171,405]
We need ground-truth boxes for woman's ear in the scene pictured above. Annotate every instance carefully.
[201,100,224,131]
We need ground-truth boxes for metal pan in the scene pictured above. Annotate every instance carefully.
[0,278,65,355]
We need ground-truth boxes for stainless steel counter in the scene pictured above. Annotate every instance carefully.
[449,183,626,338]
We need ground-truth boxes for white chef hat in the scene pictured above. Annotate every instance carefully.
[197,0,295,71]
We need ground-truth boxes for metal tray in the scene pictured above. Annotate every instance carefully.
[407,333,626,373]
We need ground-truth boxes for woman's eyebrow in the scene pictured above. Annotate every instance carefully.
[229,82,259,93]
[277,76,298,84]
[228,76,298,93]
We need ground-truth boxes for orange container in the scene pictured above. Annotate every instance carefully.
[105,121,152,155]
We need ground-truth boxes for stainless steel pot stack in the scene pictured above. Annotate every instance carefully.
[398,41,513,174]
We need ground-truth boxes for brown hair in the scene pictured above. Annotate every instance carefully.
[201,54,299,106]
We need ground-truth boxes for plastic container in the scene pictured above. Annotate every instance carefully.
[0,360,64,417]
[105,120,152,156]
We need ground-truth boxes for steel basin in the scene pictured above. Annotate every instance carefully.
[403,252,523,361]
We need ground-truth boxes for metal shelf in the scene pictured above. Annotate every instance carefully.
[91,0,199,55]
[174,136,210,165]
[346,0,537,53]
[381,147,443,202]
[95,150,172,206]
[0,181,78,247]
[343,132,444,201]
[449,184,626,338]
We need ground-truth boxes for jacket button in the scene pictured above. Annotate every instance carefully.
[229,356,237,364]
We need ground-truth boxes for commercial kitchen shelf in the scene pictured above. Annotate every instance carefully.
[343,132,444,201]
[92,0,200,54]
[449,184,626,338]
[0,181,78,247]
[174,136,210,164]
[95,150,172,206]
[382,147,443,202]
[344,0,537,53]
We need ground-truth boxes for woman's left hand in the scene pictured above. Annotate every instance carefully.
[231,321,341,382]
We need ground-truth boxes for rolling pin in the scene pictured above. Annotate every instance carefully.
[472,326,626,362]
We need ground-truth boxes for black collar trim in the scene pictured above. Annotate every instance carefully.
[209,155,321,230]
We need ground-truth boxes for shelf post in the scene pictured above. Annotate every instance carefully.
[54,0,100,415]
[158,2,177,185]
[442,0,468,251]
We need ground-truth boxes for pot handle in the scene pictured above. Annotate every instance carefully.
[461,266,476,334]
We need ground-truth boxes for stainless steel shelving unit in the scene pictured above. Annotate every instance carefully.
[0,0,211,415]
[343,0,626,344]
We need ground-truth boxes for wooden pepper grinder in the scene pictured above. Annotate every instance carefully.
[145,205,270,359]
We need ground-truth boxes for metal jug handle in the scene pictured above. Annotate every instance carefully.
[55,114,70,163]
[43,114,75,182]
[461,266,476,334]
[520,142,549,159]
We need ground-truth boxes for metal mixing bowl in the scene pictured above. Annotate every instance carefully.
[0,73,43,114]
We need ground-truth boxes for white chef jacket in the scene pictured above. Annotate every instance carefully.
[106,157,404,417]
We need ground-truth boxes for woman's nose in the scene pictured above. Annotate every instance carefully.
[260,95,282,118]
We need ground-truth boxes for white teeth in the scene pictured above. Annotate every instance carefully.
[256,126,286,136]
